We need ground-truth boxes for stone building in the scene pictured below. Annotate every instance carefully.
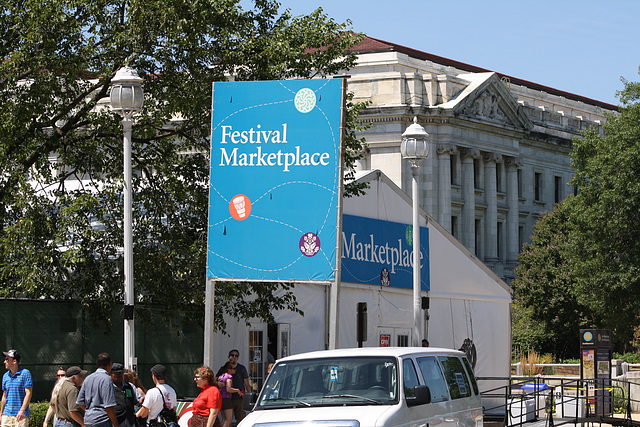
[345,36,617,282]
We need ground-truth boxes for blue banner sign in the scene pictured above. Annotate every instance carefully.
[207,79,343,282]
[341,214,430,290]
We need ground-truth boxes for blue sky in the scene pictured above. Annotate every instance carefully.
[255,0,640,106]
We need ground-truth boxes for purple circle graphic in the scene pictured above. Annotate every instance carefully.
[299,232,320,257]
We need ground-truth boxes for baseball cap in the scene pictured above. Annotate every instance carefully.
[150,364,167,378]
[66,366,88,377]
[3,349,21,361]
[111,363,124,373]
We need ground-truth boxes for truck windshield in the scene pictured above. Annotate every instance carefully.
[256,357,398,408]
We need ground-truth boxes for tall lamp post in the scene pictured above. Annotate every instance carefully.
[110,67,144,370]
[400,117,430,347]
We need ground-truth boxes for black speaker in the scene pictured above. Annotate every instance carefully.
[421,296,430,310]
[356,302,367,346]
[123,304,135,320]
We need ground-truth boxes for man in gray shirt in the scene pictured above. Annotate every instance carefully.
[76,354,119,427]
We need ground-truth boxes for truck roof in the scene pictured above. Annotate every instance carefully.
[277,347,464,362]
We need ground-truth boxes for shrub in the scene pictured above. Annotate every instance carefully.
[29,401,49,427]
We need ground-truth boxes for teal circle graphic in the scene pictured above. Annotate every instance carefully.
[583,331,593,342]
[294,88,316,113]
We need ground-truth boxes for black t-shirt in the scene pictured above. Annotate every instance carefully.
[113,382,136,423]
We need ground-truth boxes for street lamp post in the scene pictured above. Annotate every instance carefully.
[400,117,430,347]
[110,67,144,370]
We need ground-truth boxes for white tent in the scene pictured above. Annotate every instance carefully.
[210,169,511,386]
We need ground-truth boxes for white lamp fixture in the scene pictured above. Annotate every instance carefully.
[400,117,429,347]
[111,66,143,370]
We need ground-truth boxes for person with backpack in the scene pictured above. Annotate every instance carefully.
[135,365,176,427]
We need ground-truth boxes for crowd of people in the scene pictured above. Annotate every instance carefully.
[1,348,254,427]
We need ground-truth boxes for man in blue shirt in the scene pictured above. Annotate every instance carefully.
[1,349,33,427]
[76,353,119,427]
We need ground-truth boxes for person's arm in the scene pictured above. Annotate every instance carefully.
[16,387,32,421]
[105,405,119,427]
[43,404,55,426]
[206,408,219,427]
[244,378,252,392]
[1,390,7,415]
[135,406,149,419]
[69,410,84,427]
[225,379,239,394]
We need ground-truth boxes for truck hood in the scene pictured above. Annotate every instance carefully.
[239,405,396,427]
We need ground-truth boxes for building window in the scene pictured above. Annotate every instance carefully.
[517,169,523,198]
[497,222,503,260]
[474,158,481,189]
[554,176,563,203]
[475,219,481,256]
[519,225,525,251]
[451,155,458,185]
[451,216,458,238]
[534,172,542,201]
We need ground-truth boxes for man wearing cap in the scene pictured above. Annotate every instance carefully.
[135,365,176,426]
[76,353,119,427]
[1,349,33,427]
[52,367,87,427]
[109,364,137,427]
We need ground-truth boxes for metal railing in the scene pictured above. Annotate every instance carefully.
[478,376,640,427]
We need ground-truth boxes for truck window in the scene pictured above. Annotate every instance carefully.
[462,356,479,395]
[255,356,398,408]
[438,356,472,399]
[402,359,419,398]
[416,356,449,402]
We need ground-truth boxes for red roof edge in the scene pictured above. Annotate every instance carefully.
[351,36,618,111]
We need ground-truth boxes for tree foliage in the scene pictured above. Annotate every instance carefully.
[568,72,640,347]
[513,71,640,356]
[512,199,594,358]
[0,0,366,329]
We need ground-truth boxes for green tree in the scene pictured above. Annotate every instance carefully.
[568,73,640,347]
[513,199,594,358]
[513,72,640,355]
[0,0,365,329]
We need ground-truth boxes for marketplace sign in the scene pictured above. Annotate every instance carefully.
[207,79,343,282]
[341,214,430,290]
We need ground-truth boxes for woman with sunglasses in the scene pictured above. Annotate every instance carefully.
[43,366,67,427]
[217,362,239,427]
[191,366,222,427]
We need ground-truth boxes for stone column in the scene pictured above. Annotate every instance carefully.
[505,157,523,270]
[436,143,458,233]
[483,153,502,266]
[461,148,480,253]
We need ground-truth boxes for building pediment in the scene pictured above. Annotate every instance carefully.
[445,73,533,131]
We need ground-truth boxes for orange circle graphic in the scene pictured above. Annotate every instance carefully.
[229,194,252,221]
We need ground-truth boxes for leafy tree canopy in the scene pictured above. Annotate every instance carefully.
[568,72,640,346]
[513,71,640,356]
[512,199,595,358]
[0,0,366,330]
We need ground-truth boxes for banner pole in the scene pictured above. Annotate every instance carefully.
[328,78,347,350]
[204,278,215,367]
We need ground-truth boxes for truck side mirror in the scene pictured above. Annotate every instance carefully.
[406,385,431,407]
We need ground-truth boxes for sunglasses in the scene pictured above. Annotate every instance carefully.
[229,354,239,358]
[57,374,65,378]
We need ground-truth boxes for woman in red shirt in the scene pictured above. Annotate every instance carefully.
[191,366,222,427]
